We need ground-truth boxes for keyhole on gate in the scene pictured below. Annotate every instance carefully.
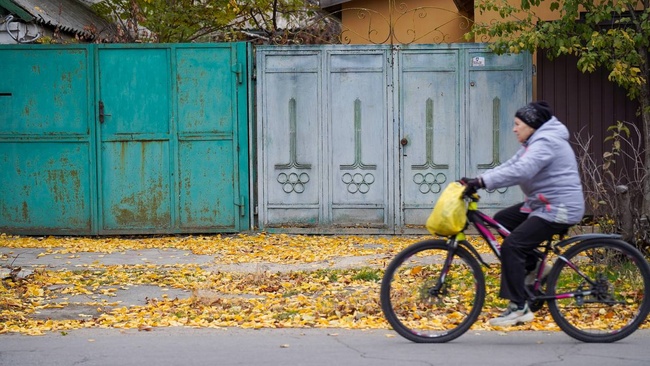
[400,137,408,156]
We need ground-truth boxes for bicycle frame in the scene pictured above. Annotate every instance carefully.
[446,192,626,302]
[441,193,511,268]
[464,195,510,260]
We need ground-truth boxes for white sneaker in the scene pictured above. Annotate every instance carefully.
[489,302,534,327]
[525,261,551,286]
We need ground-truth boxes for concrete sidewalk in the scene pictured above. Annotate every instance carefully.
[0,246,388,274]
[0,246,392,321]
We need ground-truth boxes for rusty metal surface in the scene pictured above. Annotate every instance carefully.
[0,43,251,235]
[0,46,93,234]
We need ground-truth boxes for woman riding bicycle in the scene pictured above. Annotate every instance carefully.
[462,101,585,327]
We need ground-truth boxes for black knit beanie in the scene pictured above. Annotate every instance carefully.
[515,101,553,129]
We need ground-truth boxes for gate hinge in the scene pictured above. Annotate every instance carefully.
[234,196,246,217]
[232,63,243,84]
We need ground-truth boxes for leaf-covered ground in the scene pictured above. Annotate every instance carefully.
[0,233,645,335]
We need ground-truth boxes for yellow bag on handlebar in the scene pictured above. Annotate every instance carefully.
[426,181,467,236]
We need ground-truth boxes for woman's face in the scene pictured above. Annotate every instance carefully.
[513,117,535,143]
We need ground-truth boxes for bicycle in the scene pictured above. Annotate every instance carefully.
[380,185,650,343]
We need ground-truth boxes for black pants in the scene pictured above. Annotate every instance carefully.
[494,203,573,307]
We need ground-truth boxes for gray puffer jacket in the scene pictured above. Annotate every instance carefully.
[480,117,585,224]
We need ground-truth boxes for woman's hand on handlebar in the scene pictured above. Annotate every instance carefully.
[459,177,484,195]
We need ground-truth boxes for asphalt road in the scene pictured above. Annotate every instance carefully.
[2,328,650,366]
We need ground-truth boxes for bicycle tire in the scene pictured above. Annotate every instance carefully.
[380,239,485,343]
[546,238,650,343]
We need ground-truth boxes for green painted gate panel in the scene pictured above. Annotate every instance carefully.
[178,140,236,228]
[0,142,92,232]
[97,47,173,232]
[98,49,171,135]
[0,43,250,235]
[175,46,244,229]
[0,46,94,233]
[100,141,172,230]
[96,44,250,234]
[0,48,90,134]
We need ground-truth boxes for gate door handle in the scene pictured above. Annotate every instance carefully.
[98,101,112,123]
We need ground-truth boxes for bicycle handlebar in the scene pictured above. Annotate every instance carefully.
[459,181,480,201]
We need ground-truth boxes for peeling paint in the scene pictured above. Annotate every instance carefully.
[21,201,29,221]
[111,187,171,228]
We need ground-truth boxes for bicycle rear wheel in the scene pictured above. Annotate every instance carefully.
[380,239,485,343]
[547,238,650,342]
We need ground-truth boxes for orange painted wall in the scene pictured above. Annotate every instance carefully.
[339,0,472,44]
[472,1,560,42]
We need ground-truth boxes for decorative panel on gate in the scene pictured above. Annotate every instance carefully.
[258,51,322,226]
[398,48,461,229]
[466,50,530,213]
[258,44,531,233]
[328,51,392,228]
[257,46,394,232]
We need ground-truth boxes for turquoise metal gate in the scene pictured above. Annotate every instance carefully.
[97,47,173,232]
[0,46,95,234]
[0,43,251,235]
[256,44,532,234]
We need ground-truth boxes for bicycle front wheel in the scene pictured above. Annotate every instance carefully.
[380,239,485,343]
[547,238,650,343]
